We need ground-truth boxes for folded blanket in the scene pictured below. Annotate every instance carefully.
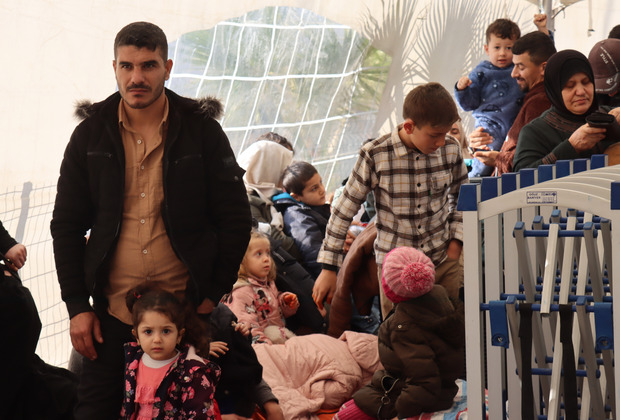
[253,331,382,419]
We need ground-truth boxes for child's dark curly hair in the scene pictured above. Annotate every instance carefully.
[126,283,210,357]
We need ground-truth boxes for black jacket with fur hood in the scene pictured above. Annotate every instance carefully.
[51,89,251,319]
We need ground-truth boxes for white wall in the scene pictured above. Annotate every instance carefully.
[553,0,620,53]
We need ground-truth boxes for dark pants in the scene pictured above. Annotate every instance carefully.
[71,310,133,420]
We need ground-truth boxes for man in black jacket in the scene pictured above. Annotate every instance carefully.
[51,21,251,419]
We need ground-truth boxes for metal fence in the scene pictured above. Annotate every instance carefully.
[1,182,70,367]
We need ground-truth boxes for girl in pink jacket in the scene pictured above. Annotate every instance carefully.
[222,231,299,344]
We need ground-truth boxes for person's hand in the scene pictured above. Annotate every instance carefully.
[343,221,362,253]
[473,150,499,167]
[608,107,620,124]
[282,292,299,310]
[312,269,337,311]
[343,230,356,254]
[70,311,103,361]
[209,341,229,358]
[456,76,472,91]
[468,127,493,151]
[196,297,215,314]
[232,320,250,337]
[569,123,607,152]
[533,13,549,35]
[446,239,463,260]
[4,243,27,269]
[325,191,335,205]
[263,401,285,420]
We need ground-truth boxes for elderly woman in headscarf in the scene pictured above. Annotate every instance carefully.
[236,136,303,261]
[513,49,620,171]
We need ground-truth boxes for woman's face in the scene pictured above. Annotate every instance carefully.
[561,72,594,115]
[449,123,462,142]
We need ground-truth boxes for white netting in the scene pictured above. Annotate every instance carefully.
[167,6,390,192]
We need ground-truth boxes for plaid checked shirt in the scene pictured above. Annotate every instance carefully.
[317,126,468,268]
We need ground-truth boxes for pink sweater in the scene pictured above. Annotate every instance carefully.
[134,353,178,420]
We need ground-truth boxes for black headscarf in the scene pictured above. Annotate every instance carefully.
[544,49,599,122]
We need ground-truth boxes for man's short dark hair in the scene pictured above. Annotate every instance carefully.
[402,83,459,128]
[609,24,620,40]
[282,161,318,196]
[486,18,520,43]
[114,21,168,62]
[256,132,295,154]
[512,31,556,66]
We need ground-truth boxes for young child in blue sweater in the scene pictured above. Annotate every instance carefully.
[455,18,523,177]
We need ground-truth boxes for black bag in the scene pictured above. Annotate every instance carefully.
[0,259,78,419]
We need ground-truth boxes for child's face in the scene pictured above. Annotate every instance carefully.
[134,310,183,361]
[400,120,451,154]
[484,34,515,68]
[292,172,326,206]
[244,237,272,279]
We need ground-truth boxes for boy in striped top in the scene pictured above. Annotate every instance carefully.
[312,82,468,318]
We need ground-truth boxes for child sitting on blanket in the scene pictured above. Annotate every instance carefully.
[335,247,465,419]
[221,231,300,344]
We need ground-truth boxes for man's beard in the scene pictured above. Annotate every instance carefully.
[123,81,165,109]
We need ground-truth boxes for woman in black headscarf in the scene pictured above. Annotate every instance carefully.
[513,49,620,171]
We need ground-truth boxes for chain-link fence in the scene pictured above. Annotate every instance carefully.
[1,183,70,367]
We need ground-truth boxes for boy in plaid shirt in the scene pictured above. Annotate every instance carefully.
[313,82,468,318]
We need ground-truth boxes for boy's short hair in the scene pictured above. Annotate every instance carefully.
[256,132,295,154]
[282,161,318,196]
[402,83,459,127]
[114,21,168,62]
[486,18,520,43]
[512,31,556,65]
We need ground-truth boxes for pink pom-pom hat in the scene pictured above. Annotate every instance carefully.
[381,246,435,303]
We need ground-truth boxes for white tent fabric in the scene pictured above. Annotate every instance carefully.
[2,0,619,187]
[1,0,620,368]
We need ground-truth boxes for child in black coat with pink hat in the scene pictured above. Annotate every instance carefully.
[335,246,465,419]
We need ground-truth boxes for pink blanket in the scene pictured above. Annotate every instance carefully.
[253,331,382,419]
